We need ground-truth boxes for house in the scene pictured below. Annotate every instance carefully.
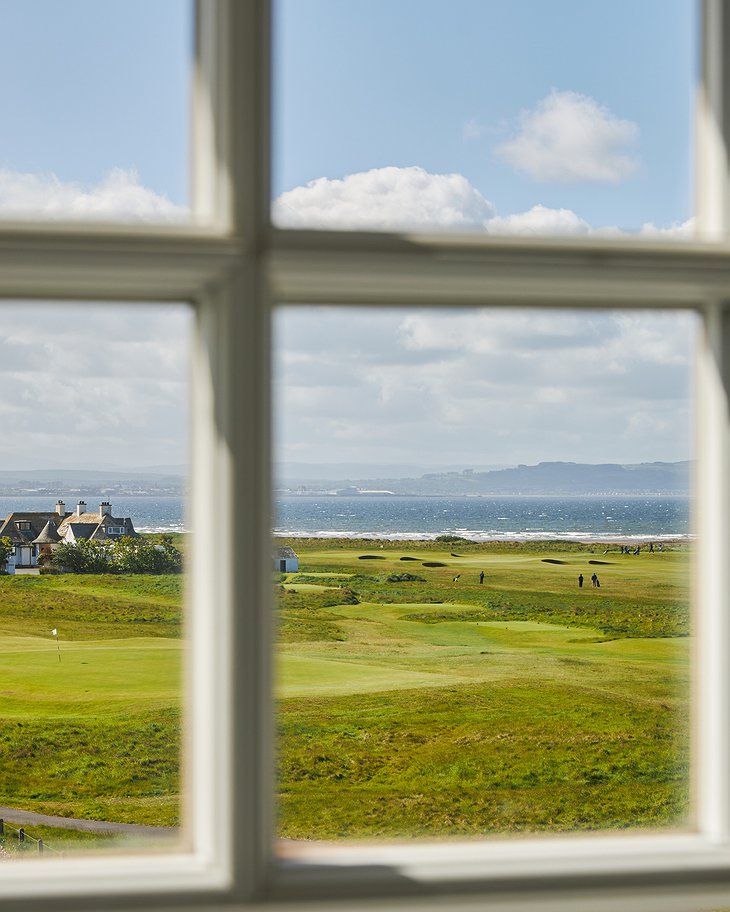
[56,500,139,543]
[274,545,299,573]
[0,500,139,572]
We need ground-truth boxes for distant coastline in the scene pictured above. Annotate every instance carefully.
[277,460,691,497]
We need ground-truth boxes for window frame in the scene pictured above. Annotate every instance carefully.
[0,1,729,910]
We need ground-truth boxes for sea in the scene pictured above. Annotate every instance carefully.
[0,496,187,535]
[274,494,690,542]
[0,494,692,541]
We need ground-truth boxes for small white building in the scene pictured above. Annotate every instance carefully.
[274,546,299,573]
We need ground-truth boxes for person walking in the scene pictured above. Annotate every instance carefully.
[479,570,484,584]
[578,573,584,588]
[591,572,599,588]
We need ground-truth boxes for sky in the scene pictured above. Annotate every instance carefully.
[273,0,695,235]
[274,307,695,468]
[0,0,698,469]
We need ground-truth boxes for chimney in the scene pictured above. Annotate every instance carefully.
[55,500,65,516]
[100,501,111,516]
[76,500,86,517]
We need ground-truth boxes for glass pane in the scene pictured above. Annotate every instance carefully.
[0,301,190,857]
[273,0,695,239]
[274,306,694,843]
[0,1,191,222]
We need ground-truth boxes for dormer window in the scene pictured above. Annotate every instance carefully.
[16,521,30,531]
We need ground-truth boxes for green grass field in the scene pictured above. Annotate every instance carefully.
[0,539,690,849]
[276,539,690,840]
[0,574,182,837]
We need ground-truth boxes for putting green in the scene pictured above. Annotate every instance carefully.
[0,635,181,717]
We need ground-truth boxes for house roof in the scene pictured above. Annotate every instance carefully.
[66,523,100,541]
[33,520,62,544]
[275,546,298,559]
[0,512,63,544]
[57,513,138,538]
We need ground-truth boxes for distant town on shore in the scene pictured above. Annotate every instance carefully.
[0,467,186,498]
[0,461,691,499]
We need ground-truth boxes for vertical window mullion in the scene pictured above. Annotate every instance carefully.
[697,0,730,240]
[193,0,274,901]
[695,0,730,845]
[194,0,271,237]
[694,301,730,843]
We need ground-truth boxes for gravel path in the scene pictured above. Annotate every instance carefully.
[0,806,176,837]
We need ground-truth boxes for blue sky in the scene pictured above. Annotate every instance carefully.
[0,0,190,212]
[274,0,695,234]
[0,1,697,469]
[0,0,192,469]
[272,1,697,467]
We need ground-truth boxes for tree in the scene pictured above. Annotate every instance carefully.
[50,535,183,574]
[51,539,112,573]
[0,536,13,572]
[110,536,182,573]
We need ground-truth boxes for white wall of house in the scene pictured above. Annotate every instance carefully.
[275,556,299,572]
[8,545,37,568]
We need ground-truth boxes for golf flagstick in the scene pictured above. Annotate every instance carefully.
[52,628,60,662]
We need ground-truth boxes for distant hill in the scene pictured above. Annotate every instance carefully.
[412,461,690,495]
[278,461,691,496]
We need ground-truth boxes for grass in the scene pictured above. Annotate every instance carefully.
[276,539,690,840]
[0,539,691,847]
[0,574,182,833]
[0,573,183,640]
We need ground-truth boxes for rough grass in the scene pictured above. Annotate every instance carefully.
[276,541,690,840]
[0,574,183,640]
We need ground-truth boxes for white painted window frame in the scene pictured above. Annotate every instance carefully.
[0,1,729,910]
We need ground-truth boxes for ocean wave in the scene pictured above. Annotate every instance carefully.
[272,529,692,542]
[136,524,189,534]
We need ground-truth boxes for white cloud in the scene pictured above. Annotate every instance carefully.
[0,303,191,468]
[274,165,692,239]
[487,204,591,236]
[0,167,184,220]
[496,90,639,184]
[273,166,495,231]
[275,308,696,466]
[639,217,695,239]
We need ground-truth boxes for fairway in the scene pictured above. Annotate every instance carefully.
[276,540,690,840]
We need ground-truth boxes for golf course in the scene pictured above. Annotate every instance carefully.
[277,538,690,840]
[0,538,690,850]
[0,572,182,853]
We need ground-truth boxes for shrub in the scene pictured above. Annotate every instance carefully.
[385,572,425,583]
[51,536,183,574]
